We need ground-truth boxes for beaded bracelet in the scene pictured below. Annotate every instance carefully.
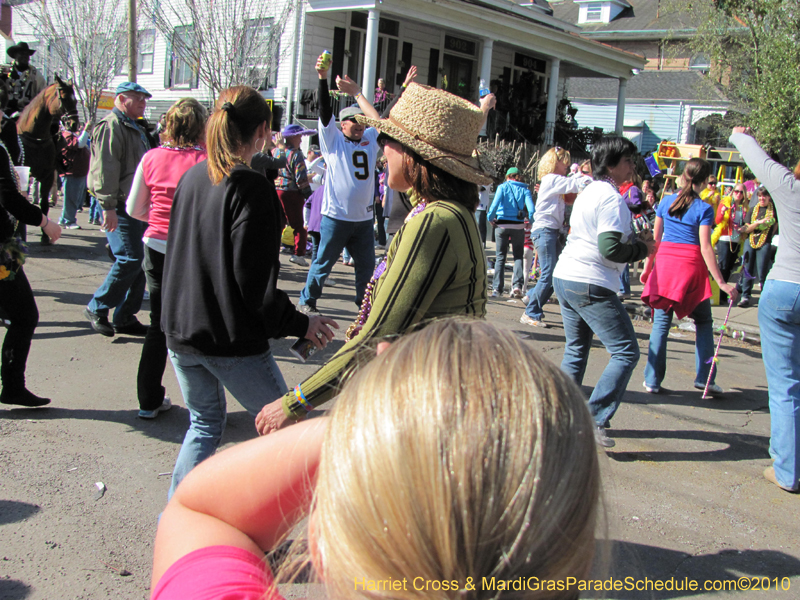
[293,384,313,413]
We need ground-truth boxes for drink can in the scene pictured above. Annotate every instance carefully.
[319,50,332,70]
[290,338,317,362]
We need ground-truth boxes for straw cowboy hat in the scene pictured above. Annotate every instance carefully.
[356,83,491,185]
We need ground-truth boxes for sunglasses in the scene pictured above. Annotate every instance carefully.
[708,182,717,186]
[733,190,744,194]
[580,170,591,175]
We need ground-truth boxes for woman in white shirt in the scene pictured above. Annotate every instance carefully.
[520,147,590,328]
[552,137,655,448]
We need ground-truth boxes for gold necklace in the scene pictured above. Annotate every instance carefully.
[749,202,774,249]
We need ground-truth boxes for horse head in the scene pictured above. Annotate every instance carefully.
[52,74,79,122]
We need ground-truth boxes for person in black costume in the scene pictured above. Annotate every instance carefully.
[0,80,62,407]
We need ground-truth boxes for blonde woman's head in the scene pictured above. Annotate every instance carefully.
[538,146,571,181]
[312,318,600,600]
[163,98,207,148]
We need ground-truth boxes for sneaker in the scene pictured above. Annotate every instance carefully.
[618,292,631,300]
[289,255,309,267]
[279,246,292,254]
[84,307,115,337]
[521,293,530,306]
[738,297,751,308]
[594,426,615,448]
[299,303,320,315]
[695,382,724,397]
[113,318,149,336]
[138,397,172,420]
[325,278,338,287]
[519,314,547,328]
[763,467,799,493]
[511,288,523,299]
[65,223,81,230]
[0,388,51,407]
[490,290,500,298]
[486,268,495,277]
[643,382,661,394]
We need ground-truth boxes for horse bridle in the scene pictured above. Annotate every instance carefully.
[57,85,79,120]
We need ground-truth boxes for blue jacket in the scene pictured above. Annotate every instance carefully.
[487,180,535,222]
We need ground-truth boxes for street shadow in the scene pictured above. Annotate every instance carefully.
[0,404,260,448]
[0,580,31,600]
[606,428,769,462]
[592,540,800,598]
[0,500,41,525]
[624,381,770,413]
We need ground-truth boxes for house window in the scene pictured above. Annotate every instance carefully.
[242,18,275,90]
[585,5,603,22]
[689,53,710,70]
[138,29,155,74]
[170,26,198,88]
[116,29,156,75]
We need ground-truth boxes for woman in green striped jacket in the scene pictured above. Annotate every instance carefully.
[256,82,496,434]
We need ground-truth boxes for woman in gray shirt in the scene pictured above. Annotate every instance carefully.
[730,127,800,493]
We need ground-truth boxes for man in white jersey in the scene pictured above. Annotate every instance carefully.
[298,54,381,313]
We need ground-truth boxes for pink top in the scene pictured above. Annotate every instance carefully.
[151,545,283,600]
[641,241,711,320]
[128,147,207,241]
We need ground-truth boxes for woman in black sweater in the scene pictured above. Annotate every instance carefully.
[0,80,62,407]
[160,86,336,498]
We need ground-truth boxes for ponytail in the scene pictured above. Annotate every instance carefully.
[668,157,711,219]
[206,86,271,185]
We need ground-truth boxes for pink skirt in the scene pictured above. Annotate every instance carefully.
[641,241,711,320]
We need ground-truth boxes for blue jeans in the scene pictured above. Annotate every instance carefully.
[300,215,375,308]
[737,240,773,298]
[525,227,560,321]
[59,175,86,226]
[492,226,525,294]
[554,278,640,427]
[758,280,800,490]
[89,196,103,223]
[168,348,288,498]
[87,208,146,326]
[619,264,631,294]
[644,300,715,389]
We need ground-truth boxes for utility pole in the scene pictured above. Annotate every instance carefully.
[128,0,137,82]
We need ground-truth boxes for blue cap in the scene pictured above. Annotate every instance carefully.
[115,82,152,98]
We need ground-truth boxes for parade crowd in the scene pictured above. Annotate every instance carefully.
[0,44,798,600]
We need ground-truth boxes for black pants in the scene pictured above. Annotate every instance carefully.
[374,201,386,246]
[0,267,39,394]
[136,245,168,411]
[716,240,741,304]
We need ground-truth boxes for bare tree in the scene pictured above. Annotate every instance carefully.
[141,0,294,98]
[15,0,127,123]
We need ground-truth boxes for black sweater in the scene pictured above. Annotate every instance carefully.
[161,161,308,357]
[0,145,41,242]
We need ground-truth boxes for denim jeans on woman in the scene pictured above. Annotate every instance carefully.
[524,227,560,321]
[492,226,525,294]
[168,349,288,498]
[737,240,774,299]
[554,278,640,427]
[644,299,715,390]
[758,280,800,490]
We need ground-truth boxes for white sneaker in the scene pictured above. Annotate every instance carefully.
[325,278,338,287]
[490,290,500,298]
[594,426,615,448]
[511,288,523,299]
[643,381,660,394]
[519,314,547,328]
[696,382,724,397]
[289,255,308,267]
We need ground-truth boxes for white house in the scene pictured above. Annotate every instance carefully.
[10,0,644,143]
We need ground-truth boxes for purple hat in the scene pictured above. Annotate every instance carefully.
[281,123,316,137]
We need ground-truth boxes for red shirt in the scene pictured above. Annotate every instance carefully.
[140,147,207,241]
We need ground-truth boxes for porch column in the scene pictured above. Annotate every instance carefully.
[362,9,380,103]
[544,57,560,146]
[615,77,627,135]
[479,38,493,136]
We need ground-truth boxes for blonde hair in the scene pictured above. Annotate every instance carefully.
[206,86,271,185]
[309,318,600,600]
[163,98,207,148]
[537,146,571,181]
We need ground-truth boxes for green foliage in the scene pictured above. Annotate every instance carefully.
[666,0,800,162]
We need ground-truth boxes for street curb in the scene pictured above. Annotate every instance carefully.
[623,302,761,346]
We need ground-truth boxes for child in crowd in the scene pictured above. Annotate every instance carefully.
[150,319,600,600]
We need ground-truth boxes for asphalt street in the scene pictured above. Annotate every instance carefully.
[1,218,798,600]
